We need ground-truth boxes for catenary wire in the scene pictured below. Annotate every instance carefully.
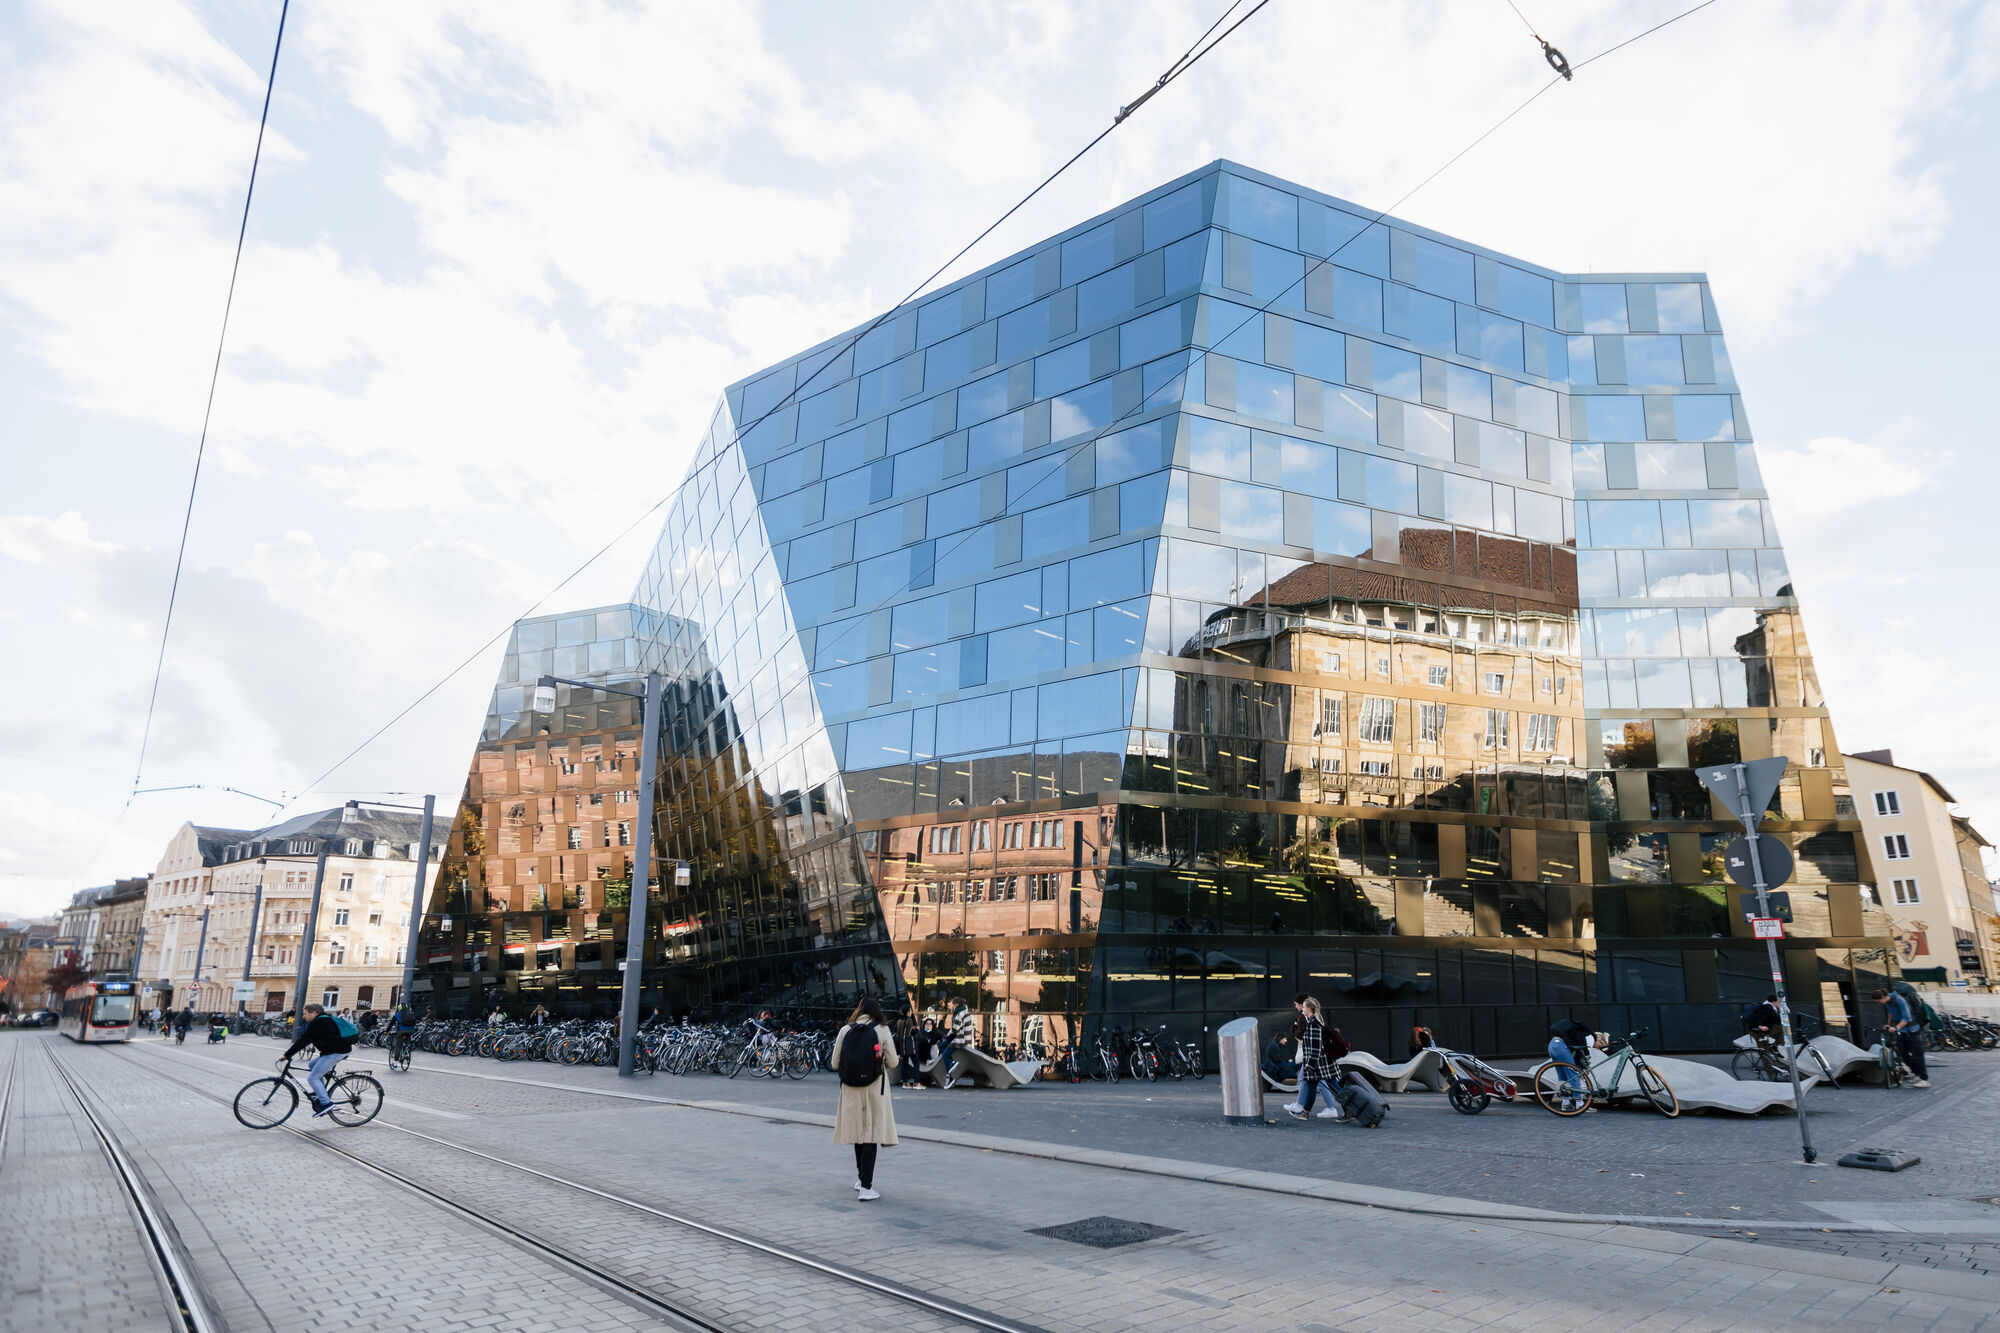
[69,0,290,887]
[272,0,1277,813]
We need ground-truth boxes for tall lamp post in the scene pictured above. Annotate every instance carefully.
[531,672,662,1077]
[191,867,266,1019]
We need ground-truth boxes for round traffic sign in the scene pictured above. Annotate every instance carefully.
[1723,832,1793,890]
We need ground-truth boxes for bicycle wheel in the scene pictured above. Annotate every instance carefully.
[1635,1062,1679,1118]
[783,1048,812,1079]
[725,1046,751,1079]
[326,1073,383,1127]
[233,1077,298,1129]
[1531,1061,1588,1116]
[1729,1050,1767,1081]
[1447,1077,1490,1116]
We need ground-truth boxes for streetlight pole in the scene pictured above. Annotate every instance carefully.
[529,672,662,1077]
[293,841,331,1024]
[399,794,437,1011]
[191,902,214,1015]
[239,858,266,1020]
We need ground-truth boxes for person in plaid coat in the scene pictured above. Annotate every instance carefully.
[1286,994,1348,1121]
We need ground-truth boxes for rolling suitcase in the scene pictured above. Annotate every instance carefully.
[1335,1070,1388,1128]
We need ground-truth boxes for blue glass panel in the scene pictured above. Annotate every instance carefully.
[1051,379,1115,438]
[1190,417,1251,480]
[1411,236,1474,302]
[923,328,980,392]
[813,663,869,715]
[1583,397,1645,441]
[856,364,899,419]
[1312,499,1371,555]
[1586,500,1663,547]
[1323,214,1389,276]
[1496,265,1555,327]
[894,644,960,700]
[986,256,1035,317]
[1035,341,1091,398]
[1097,419,1167,485]
[1219,480,1284,541]
[987,619,1065,677]
[1121,305,1182,368]
[1208,299,1264,361]
[1070,543,1144,605]
[1624,336,1685,385]
[1364,455,1417,513]
[1164,232,1207,292]
[824,467,872,520]
[1061,222,1116,286]
[1234,363,1296,424]
[1249,241,1306,310]
[1078,262,1137,329]
[1517,489,1561,542]
[1023,495,1090,560]
[1325,386,1377,443]
[1445,363,1490,417]
[1224,175,1298,248]
[1095,599,1147,655]
[1292,322,1343,383]
[969,410,1026,472]
[856,550,908,601]
[798,386,850,442]
[1441,473,1492,529]
[1371,344,1420,401]
[975,568,1045,631]
[1688,500,1764,547]
[959,369,1009,426]
[1280,436,1339,499]
[1596,608,1683,656]
[846,711,913,767]
[1144,182,1204,247]
[997,298,1051,362]
[891,593,950,649]
[917,293,964,346]
[1656,283,1705,333]
[1333,268,1382,329]
[1474,310,1525,372]
[1673,395,1736,441]
[1037,671,1122,741]
[854,322,897,372]
[937,694,1012,755]
[888,401,934,452]
[1120,471,1169,533]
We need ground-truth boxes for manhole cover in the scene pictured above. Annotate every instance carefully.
[1029,1216,1182,1249]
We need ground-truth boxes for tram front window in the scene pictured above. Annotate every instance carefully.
[91,995,135,1025]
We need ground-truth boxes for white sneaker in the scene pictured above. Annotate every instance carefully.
[1909,1079,1931,1088]
[856,1187,880,1201]
[1284,1105,1306,1120]
[1281,1103,1303,1114]
[1315,1107,1344,1120]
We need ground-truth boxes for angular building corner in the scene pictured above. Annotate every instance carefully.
[417,160,1889,1054]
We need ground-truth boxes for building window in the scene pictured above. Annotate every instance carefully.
[1874,791,1901,817]
[321,987,340,1008]
[1483,709,1510,750]
[328,940,347,965]
[589,793,603,806]
[1358,760,1392,777]
[1358,697,1394,743]
[568,827,583,850]
[1891,878,1921,905]
[1418,703,1444,744]
[1002,822,1023,850]
[1375,657,1390,680]
[927,826,963,855]
[972,821,991,851]
[367,910,383,927]
[333,908,350,927]
[1427,665,1449,687]
[1314,696,1342,738]
[1029,819,1063,849]
[1320,651,1341,673]
[1483,671,1506,695]
[1882,833,1911,861]
[337,873,354,895]
[394,945,406,965]
[1524,714,1558,752]
[618,821,632,846]
[1310,755,1341,773]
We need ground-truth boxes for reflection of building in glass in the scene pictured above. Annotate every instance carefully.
[418,162,1888,1053]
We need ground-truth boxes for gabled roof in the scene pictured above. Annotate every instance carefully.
[1842,752,1957,805]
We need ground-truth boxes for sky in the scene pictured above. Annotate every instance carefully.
[3,0,1998,919]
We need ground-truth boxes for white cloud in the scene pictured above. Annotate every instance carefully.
[1760,433,1940,531]
[0,510,119,565]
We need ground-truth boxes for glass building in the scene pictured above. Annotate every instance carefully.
[416,161,1892,1055]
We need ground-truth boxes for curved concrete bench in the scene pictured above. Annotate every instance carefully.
[1262,1071,1299,1094]
[1729,1033,1884,1084]
[1336,1049,1449,1093]
[921,1046,1042,1089]
[1499,1052,1819,1114]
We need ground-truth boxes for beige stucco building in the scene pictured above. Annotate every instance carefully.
[141,803,440,1015]
[1845,751,1996,990]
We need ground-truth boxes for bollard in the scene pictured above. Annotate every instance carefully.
[1218,1016,1262,1122]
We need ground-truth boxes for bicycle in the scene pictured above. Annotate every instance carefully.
[1531,1029,1679,1118]
[1731,1031,1838,1088]
[1866,1027,1910,1088]
[387,1030,415,1073]
[233,1055,384,1129]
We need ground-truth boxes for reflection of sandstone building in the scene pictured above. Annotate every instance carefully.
[414,162,1887,1053]
[1845,750,1996,988]
[143,806,437,1014]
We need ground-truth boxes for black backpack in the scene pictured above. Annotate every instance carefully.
[837,1022,884,1088]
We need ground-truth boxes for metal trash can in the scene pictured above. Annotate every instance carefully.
[1217,1016,1262,1122]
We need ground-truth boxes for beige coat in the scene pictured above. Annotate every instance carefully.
[831,1022,900,1146]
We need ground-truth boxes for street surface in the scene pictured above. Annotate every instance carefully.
[6,1029,2000,1331]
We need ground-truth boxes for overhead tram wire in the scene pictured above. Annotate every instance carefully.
[71,0,290,883]
[275,0,1278,812]
[785,0,1730,678]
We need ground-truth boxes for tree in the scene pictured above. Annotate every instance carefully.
[44,958,93,1004]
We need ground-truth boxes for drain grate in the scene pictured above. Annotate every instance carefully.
[1029,1216,1183,1249]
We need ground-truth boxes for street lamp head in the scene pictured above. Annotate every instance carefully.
[532,678,557,714]
[202,892,215,907]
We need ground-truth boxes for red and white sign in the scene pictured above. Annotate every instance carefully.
[1751,917,1785,940]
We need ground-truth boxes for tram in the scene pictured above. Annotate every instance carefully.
[59,978,138,1043]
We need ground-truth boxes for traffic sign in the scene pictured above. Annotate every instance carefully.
[1697,757,1789,822]
[1724,833,1794,890]
[1739,891,1793,922]
[232,981,256,1001]
[1751,917,1785,940]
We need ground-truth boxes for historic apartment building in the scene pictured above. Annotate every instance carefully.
[1845,750,1999,988]
[142,803,440,1014]
[418,161,1888,1054]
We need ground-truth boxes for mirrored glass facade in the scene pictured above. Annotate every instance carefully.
[417,162,1888,1054]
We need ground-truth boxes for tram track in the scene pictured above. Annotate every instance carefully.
[41,1042,222,1333]
[104,1039,1046,1333]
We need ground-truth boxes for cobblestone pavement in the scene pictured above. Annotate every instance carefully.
[0,1038,175,1331]
[38,1031,1998,1331]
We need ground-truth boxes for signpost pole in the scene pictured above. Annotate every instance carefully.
[1726,761,1817,1164]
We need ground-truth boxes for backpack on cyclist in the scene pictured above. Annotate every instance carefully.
[330,1013,360,1039]
[836,1021,885,1088]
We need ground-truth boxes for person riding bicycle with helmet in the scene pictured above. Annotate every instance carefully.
[280,1003,357,1117]
[388,1002,419,1065]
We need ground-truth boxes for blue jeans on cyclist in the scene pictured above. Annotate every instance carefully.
[1547,1037,1587,1102]
[307,1052,346,1109]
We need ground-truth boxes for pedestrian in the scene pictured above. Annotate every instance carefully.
[148,1004,162,1033]
[1286,995,1346,1121]
[1261,1032,1298,1085]
[1407,1023,1435,1056]
[173,1006,193,1044]
[358,1007,379,1033]
[831,997,899,1201]
[529,1004,548,1026]
[1872,988,1931,1087]
[894,1001,922,1089]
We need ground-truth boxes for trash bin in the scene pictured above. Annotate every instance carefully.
[1217,1016,1262,1122]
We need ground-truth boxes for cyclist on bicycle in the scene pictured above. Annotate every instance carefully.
[1741,995,1782,1042]
[1547,1017,1597,1112]
[389,1003,419,1064]
[280,1003,356,1117]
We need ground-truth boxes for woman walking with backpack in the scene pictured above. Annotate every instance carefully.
[832,997,900,1201]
